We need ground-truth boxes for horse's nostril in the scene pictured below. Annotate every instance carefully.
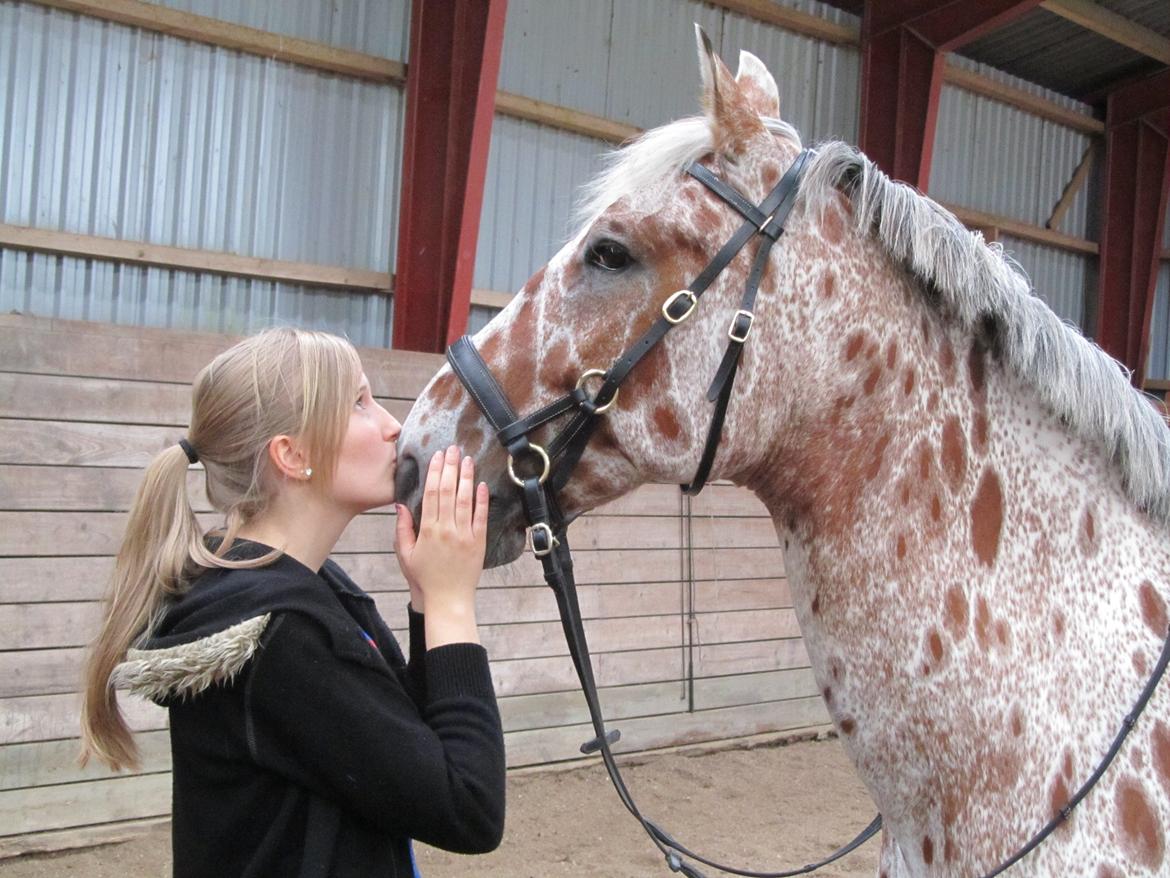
[395,453,420,509]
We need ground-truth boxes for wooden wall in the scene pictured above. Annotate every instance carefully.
[0,314,827,854]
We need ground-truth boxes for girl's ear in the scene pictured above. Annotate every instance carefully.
[267,435,311,481]
[695,24,768,160]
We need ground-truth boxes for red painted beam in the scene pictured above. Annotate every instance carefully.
[392,0,508,353]
[859,0,1042,188]
[1095,69,1170,387]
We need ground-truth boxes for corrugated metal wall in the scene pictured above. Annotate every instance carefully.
[1145,211,1170,381]
[481,0,861,297]
[931,55,1096,327]
[0,1,406,346]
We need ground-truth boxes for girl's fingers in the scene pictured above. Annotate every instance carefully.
[394,504,416,555]
[455,456,475,532]
[437,445,461,524]
[472,482,490,541]
[421,450,443,526]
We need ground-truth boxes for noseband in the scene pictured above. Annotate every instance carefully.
[444,150,1170,878]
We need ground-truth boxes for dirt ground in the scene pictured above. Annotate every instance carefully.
[0,736,880,878]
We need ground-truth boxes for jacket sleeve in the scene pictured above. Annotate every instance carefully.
[405,603,427,706]
[243,612,505,853]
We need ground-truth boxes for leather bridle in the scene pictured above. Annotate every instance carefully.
[444,148,1170,877]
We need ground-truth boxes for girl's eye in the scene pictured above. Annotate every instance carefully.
[585,239,633,272]
[355,395,367,409]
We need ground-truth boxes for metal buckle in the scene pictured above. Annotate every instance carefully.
[507,443,551,487]
[728,310,754,343]
[662,290,697,324]
[576,368,618,414]
[527,522,560,558]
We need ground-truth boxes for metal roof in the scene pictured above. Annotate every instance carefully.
[818,0,1168,103]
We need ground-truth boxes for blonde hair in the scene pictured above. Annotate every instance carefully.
[80,327,362,770]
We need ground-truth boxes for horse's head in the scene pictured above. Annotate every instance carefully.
[398,30,829,566]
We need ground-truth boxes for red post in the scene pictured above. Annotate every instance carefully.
[1095,69,1170,387]
[859,0,1043,188]
[392,0,508,353]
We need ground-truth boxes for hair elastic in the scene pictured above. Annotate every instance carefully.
[178,438,200,465]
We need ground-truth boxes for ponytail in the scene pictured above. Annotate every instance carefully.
[81,443,202,770]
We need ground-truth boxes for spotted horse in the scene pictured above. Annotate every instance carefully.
[395,28,1170,878]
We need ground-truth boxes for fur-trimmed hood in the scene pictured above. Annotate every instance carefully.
[115,613,271,701]
[117,541,398,703]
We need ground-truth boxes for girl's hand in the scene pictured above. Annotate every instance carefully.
[395,445,489,647]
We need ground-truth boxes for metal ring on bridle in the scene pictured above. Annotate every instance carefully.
[576,369,618,414]
[507,443,551,486]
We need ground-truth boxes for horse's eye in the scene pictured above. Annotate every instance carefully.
[585,239,633,272]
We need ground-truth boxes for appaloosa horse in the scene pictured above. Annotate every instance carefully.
[396,33,1170,878]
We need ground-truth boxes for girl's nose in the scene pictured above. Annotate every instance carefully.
[384,412,402,443]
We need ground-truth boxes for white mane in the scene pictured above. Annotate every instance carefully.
[801,142,1170,526]
[574,119,1170,526]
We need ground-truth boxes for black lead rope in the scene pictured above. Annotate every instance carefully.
[444,146,1170,876]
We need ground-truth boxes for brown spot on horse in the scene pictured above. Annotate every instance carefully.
[928,629,944,662]
[653,406,683,442]
[821,270,835,299]
[974,596,992,651]
[903,368,916,396]
[941,417,966,489]
[1152,721,1170,796]
[863,366,882,395]
[1115,778,1164,869]
[844,332,866,362]
[1139,581,1167,638]
[944,585,968,640]
[971,467,1004,567]
[922,836,934,865]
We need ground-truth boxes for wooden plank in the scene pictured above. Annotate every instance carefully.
[0,771,171,837]
[945,201,1099,255]
[0,373,416,426]
[0,315,443,398]
[941,61,1104,136]
[1040,0,1170,65]
[3,510,750,556]
[1047,142,1097,232]
[708,0,859,45]
[497,668,818,734]
[1,692,166,745]
[490,637,811,698]
[0,815,169,858]
[0,223,393,293]
[0,649,88,699]
[0,599,798,655]
[503,696,830,767]
[0,546,784,603]
[494,91,640,145]
[0,731,171,792]
[29,0,406,82]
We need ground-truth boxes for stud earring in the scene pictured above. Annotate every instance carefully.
[303,468,313,479]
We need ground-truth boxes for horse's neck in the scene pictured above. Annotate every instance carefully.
[748,282,1170,871]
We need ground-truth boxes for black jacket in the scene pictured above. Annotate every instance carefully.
[114,541,505,878]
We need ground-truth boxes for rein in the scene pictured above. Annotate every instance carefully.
[444,149,1170,877]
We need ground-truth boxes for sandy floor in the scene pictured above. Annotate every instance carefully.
[0,736,879,878]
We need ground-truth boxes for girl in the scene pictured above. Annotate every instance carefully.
[80,328,504,877]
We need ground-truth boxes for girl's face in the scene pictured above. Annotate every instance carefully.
[329,371,402,513]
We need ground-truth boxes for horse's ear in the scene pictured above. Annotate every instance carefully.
[736,51,780,118]
[694,24,768,159]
